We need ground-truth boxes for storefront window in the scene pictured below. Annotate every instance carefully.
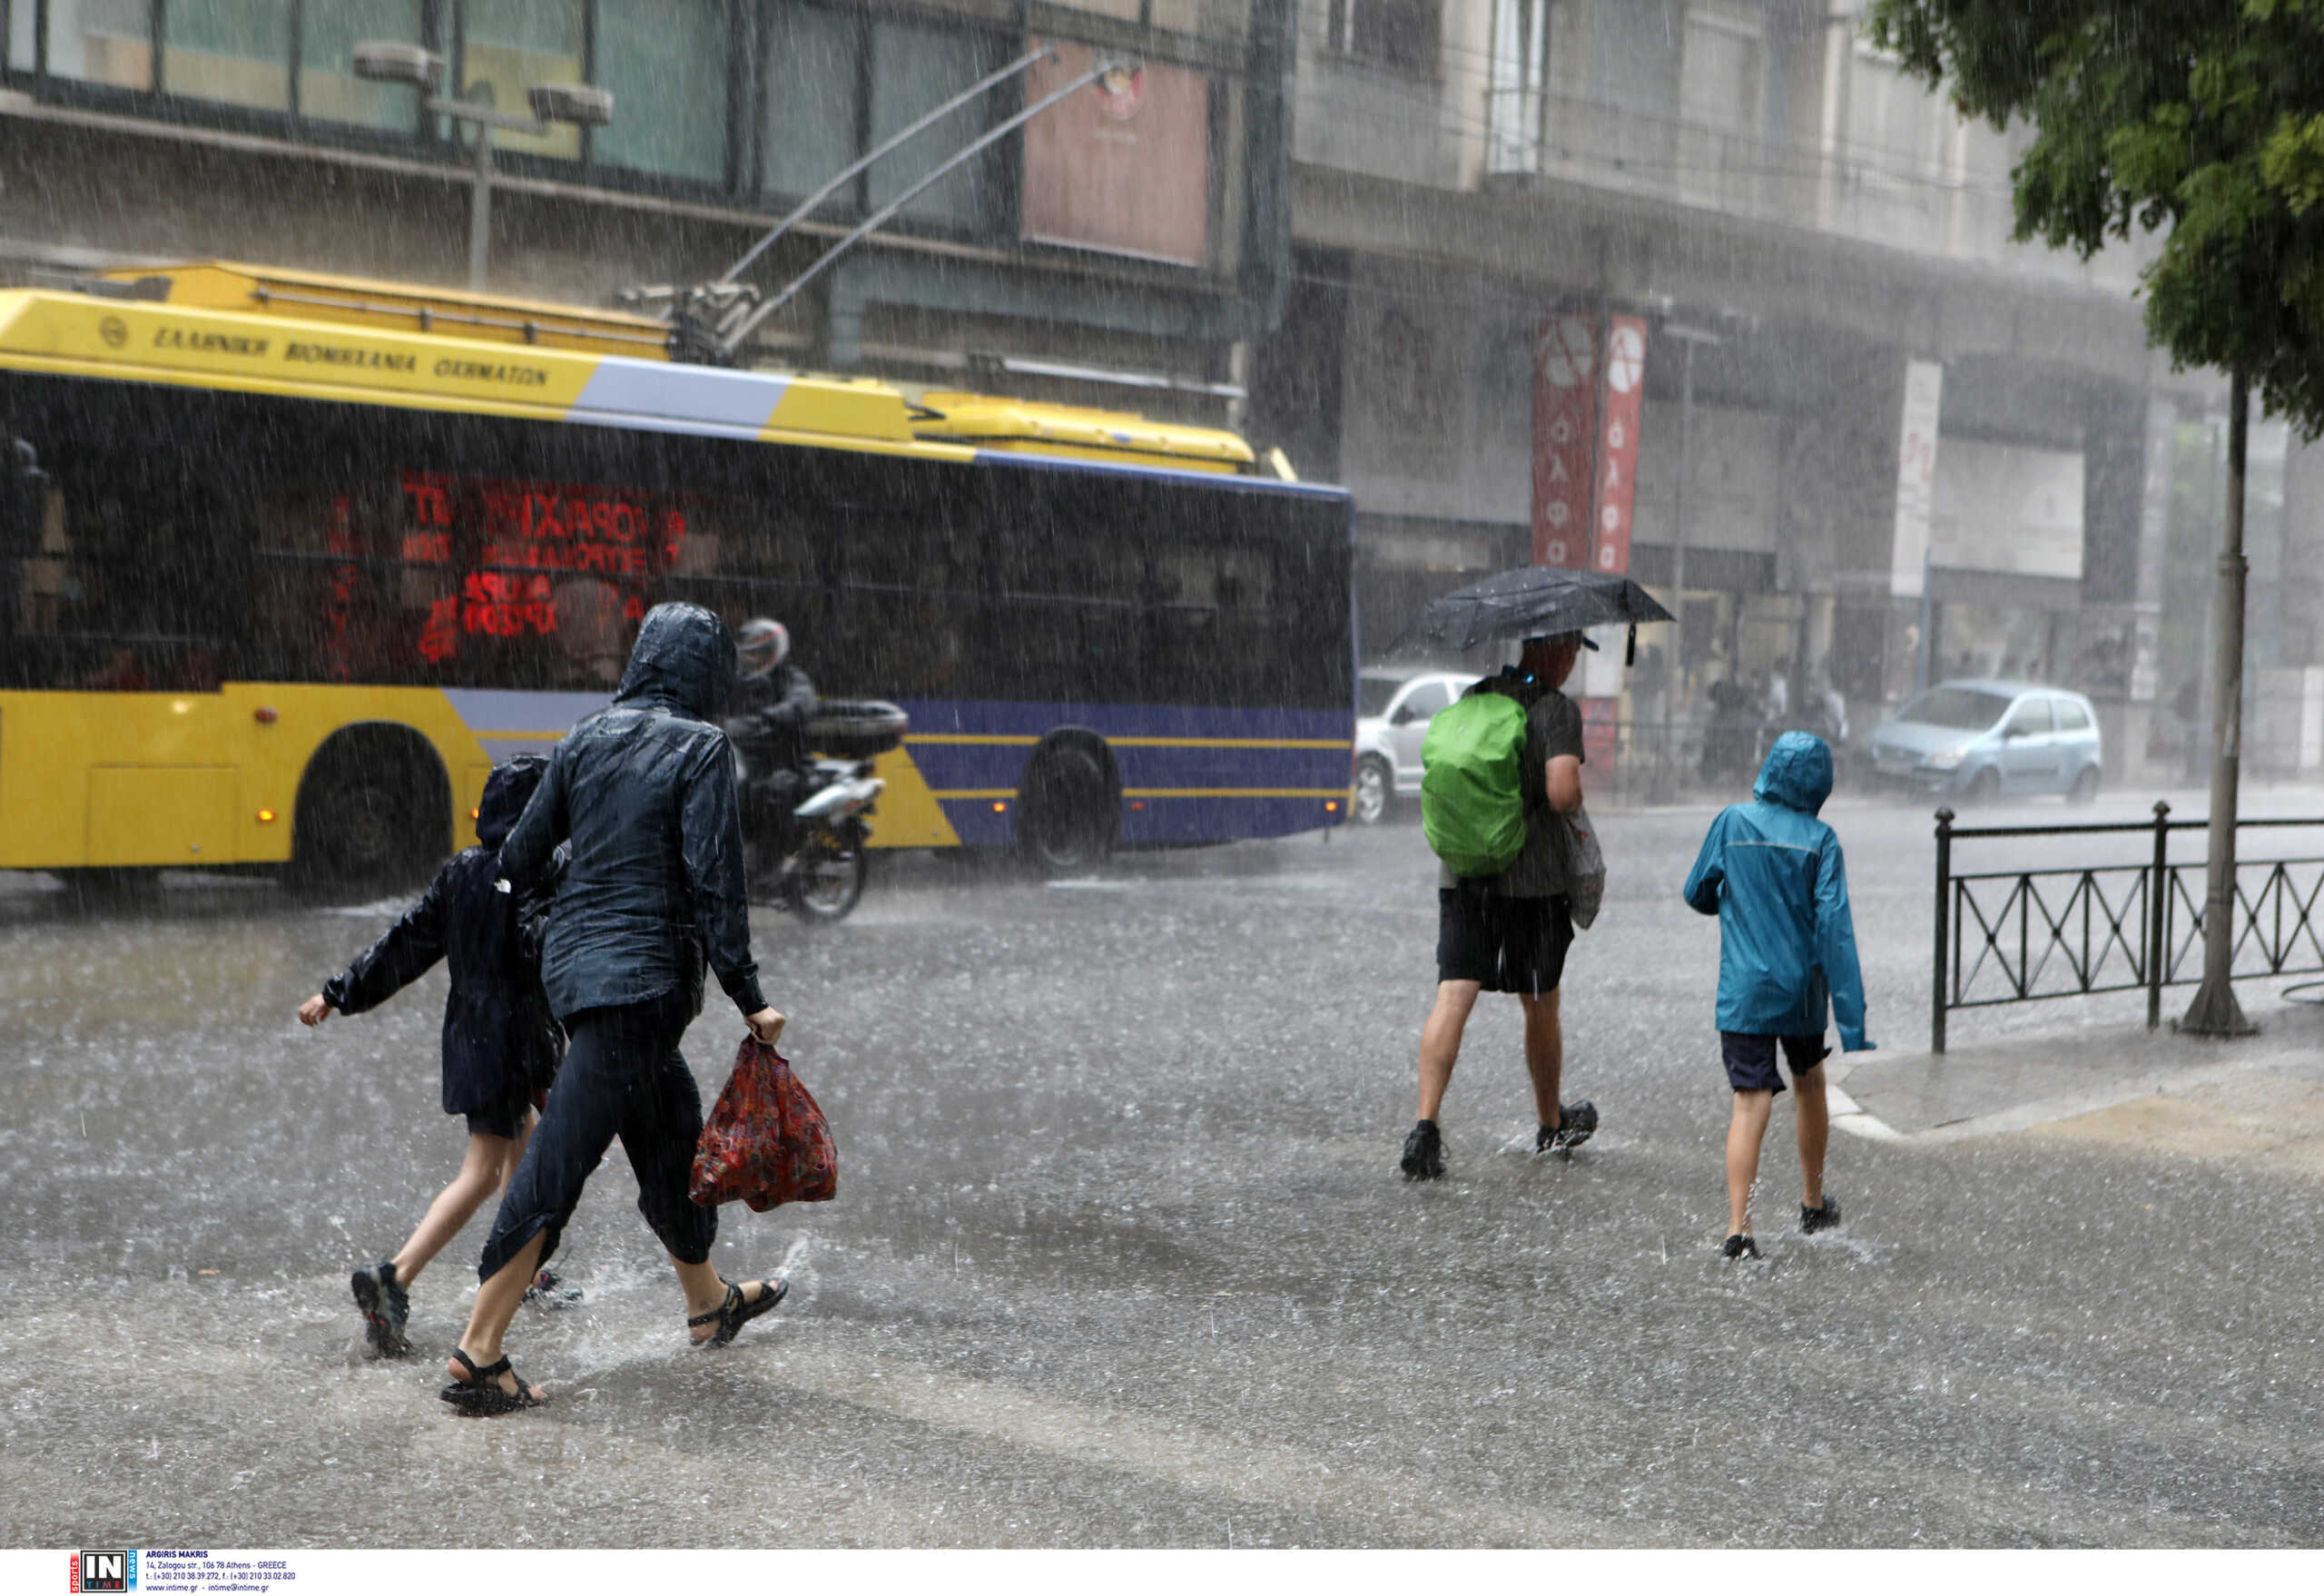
[45,0,153,91]
[164,0,290,113]
[460,0,584,159]
[300,0,423,129]
[595,0,724,182]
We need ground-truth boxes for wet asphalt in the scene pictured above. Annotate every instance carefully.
[2,787,2320,1548]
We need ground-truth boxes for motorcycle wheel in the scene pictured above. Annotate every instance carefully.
[788,829,868,922]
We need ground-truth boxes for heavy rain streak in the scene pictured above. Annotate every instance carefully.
[5,0,2324,1559]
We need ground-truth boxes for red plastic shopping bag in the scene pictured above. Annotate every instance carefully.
[689,1036,837,1212]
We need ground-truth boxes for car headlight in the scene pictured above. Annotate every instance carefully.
[1924,746,1968,771]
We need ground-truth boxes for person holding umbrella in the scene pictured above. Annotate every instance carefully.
[1402,630,1596,1179]
[1390,569,1671,1182]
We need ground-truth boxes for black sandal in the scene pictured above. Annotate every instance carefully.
[686,1276,788,1347]
[438,1347,545,1414]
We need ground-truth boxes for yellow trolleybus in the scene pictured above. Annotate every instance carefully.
[0,263,1355,888]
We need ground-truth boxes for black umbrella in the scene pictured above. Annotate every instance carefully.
[1388,566,1675,655]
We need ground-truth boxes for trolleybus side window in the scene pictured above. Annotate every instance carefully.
[0,386,245,692]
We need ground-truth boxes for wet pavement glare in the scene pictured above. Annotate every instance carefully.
[3,794,2320,1547]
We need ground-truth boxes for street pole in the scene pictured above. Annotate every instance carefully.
[468,123,494,292]
[2179,369,2255,1037]
[1664,332,1696,795]
[1916,545,1932,693]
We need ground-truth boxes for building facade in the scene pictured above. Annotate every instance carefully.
[1246,0,2324,786]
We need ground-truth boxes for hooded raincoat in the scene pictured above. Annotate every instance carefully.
[1682,732,1870,1051]
[499,601,767,1022]
[320,755,564,1114]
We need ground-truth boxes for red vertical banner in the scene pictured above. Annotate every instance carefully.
[1531,313,1600,568]
[1590,314,1648,574]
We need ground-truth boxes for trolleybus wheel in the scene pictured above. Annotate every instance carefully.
[292,729,448,892]
[1017,736,1119,876]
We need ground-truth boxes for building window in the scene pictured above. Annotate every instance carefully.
[1680,3,1762,133]
[165,0,291,113]
[44,0,153,90]
[300,0,424,128]
[595,0,725,182]
[1846,41,1949,181]
[459,0,586,160]
[1488,0,1561,173]
[864,15,1009,234]
[9,0,40,72]
[1326,0,1440,79]
[761,1,863,208]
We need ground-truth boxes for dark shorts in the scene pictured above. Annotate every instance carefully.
[466,1095,532,1141]
[1437,886,1573,995]
[1720,1031,1830,1095]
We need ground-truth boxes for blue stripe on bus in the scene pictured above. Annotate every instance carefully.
[896,698,1353,849]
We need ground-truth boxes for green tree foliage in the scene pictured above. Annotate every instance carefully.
[1868,1,2324,432]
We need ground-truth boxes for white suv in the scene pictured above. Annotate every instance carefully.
[1354,665,1475,824]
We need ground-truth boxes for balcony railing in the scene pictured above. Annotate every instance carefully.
[1482,84,2052,274]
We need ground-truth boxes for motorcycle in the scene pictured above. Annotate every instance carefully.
[728,699,908,922]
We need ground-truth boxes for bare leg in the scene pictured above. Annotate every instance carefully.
[1418,980,1482,1122]
[1792,1065,1829,1210]
[499,1109,534,1197]
[1726,1089,1775,1236]
[1518,988,1564,1129]
[448,1230,547,1399]
[390,1133,514,1290]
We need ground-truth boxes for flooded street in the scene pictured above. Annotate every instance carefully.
[6,797,2321,1547]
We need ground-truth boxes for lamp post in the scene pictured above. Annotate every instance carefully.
[353,42,613,291]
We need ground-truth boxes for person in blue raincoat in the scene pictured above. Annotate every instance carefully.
[1682,732,1871,1258]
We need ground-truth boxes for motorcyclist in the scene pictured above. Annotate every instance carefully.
[726,618,818,872]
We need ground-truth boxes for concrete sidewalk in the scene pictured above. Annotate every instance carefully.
[1828,998,2324,1181]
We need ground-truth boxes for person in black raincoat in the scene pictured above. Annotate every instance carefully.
[297,755,563,1359]
[440,602,790,1415]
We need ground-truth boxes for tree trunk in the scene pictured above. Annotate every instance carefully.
[2179,369,2255,1037]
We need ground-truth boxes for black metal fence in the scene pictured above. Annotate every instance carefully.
[1931,803,2324,1051]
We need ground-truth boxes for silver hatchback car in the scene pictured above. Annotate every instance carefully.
[1354,665,1475,824]
[1866,679,2104,803]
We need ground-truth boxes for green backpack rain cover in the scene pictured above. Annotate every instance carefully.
[1421,690,1531,878]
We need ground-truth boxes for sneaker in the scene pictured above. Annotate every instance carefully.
[1722,1233,1761,1260]
[1800,1197,1842,1235]
[523,1267,583,1307]
[1537,1100,1599,1158]
[1400,1119,1446,1181]
[350,1259,410,1357]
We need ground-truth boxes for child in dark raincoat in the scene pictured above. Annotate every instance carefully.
[1682,732,1872,1258]
[298,755,566,1355]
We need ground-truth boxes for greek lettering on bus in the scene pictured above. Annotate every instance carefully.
[153,327,270,357]
[432,357,550,387]
[284,341,417,372]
